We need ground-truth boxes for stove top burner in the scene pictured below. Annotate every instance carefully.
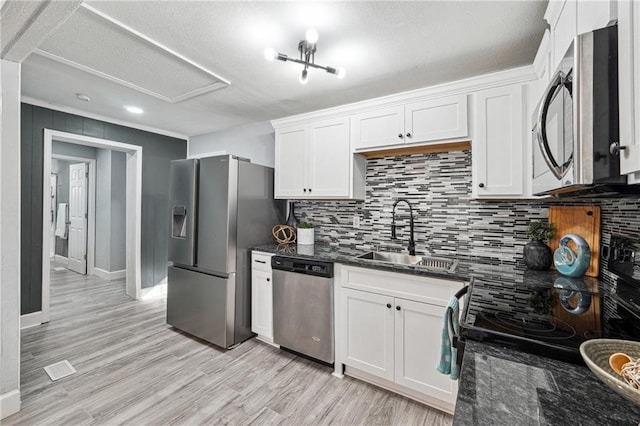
[478,312,577,340]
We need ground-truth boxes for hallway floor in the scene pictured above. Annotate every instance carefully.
[6,267,452,425]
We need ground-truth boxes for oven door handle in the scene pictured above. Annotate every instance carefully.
[447,284,469,348]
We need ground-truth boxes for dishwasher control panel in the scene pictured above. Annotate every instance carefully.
[271,256,334,278]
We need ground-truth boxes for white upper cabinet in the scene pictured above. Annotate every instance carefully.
[548,0,577,71]
[619,0,640,183]
[533,29,552,94]
[351,106,405,149]
[577,0,614,34]
[404,95,468,143]
[274,117,365,200]
[274,124,308,198]
[351,94,468,151]
[472,84,526,198]
[546,0,617,72]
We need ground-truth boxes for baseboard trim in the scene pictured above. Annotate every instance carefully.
[0,389,21,420]
[93,267,126,281]
[20,311,43,329]
[345,366,455,415]
[255,335,280,348]
[54,254,68,264]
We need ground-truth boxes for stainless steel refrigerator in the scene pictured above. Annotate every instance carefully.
[167,155,283,348]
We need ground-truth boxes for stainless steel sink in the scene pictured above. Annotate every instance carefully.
[356,251,459,273]
[357,251,422,265]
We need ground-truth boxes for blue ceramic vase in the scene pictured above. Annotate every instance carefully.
[553,234,591,278]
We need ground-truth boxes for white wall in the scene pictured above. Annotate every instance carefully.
[1,59,22,419]
[188,120,275,167]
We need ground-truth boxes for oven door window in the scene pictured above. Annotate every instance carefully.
[536,70,574,180]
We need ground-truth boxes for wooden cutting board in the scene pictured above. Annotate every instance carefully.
[548,206,601,277]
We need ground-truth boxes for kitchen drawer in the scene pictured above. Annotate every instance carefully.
[252,251,274,272]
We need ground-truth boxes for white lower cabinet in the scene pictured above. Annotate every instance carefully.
[394,298,456,403]
[251,251,275,344]
[337,265,462,414]
[342,288,395,381]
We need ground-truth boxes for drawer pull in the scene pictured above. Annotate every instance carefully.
[255,260,266,264]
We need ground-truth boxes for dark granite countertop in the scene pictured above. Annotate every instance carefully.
[453,340,640,425]
[251,243,472,281]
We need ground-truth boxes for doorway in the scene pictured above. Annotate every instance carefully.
[50,154,96,277]
[41,130,143,324]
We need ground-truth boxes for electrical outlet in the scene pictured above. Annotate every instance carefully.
[353,215,360,228]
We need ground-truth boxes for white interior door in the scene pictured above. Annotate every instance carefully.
[68,162,88,274]
[50,173,57,257]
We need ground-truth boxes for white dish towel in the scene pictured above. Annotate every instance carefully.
[55,203,68,239]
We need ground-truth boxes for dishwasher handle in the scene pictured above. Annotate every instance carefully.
[271,256,334,278]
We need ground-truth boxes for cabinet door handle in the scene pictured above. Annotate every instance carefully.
[396,306,401,311]
[478,183,485,188]
[303,188,307,192]
[255,260,266,264]
[397,133,404,139]
[406,132,412,138]
[386,303,392,309]
[266,278,270,282]
[309,188,312,192]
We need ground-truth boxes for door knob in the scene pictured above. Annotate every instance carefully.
[406,133,412,138]
[478,183,485,188]
[610,141,628,155]
[266,278,270,282]
[397,133,404,139]
[309,188,312,192]
[386,303,392,309]
[396,306,401,311]
[303,188,307,192]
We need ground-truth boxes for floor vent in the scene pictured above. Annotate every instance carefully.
[44,360,76,381]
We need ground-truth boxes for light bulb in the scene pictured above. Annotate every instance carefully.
[305,28,319,44]
[124,105,144,114]
[336,67,346,79]
[299,69,308,84]
[264,47,277,61]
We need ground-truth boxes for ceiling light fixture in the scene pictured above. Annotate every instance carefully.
[76,93,91,102]
[124,105,144,114]
[264,28,345,84]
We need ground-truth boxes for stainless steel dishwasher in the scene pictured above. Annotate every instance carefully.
[271,256,334,364]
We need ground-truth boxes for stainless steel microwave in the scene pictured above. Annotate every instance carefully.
[532,24,627,197]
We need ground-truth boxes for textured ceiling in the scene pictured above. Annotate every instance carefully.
[19,1,548,137]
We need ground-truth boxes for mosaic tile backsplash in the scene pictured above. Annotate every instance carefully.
[294,149,640,280]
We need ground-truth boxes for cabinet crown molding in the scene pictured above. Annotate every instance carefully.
[271,65,536,129]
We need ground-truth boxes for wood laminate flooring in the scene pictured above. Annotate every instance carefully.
[6,265,453,425]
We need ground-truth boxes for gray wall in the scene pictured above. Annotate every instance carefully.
[53,140,97,159]
[189,120,275,167]
[95,150,127,272]
[21,103,187,315]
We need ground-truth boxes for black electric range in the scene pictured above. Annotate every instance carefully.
[459,259,640,365]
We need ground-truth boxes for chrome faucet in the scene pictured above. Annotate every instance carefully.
[391,198,415,255]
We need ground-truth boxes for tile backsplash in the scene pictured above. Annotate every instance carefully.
[294,149,640,280]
